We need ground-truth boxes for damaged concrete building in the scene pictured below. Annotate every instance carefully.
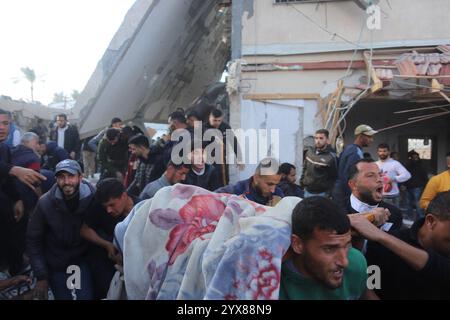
[74,0,232,136]
[74,0,450,182]
[231,0,450,179]
[0,96,73,134]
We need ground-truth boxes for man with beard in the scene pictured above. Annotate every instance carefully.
[375,143,411,208]
[280,196,370,300]
[346,159,403,235]
[215,157,284,207]
[333,124,377,211]
[300,129,337,198]
[278,163,304,198]
[351,190,450,299]
[26,160,96,300]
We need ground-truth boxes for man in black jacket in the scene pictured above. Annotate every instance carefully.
[97,128,128,181]
[1,109,45,275]
[49,113,80,160]
[300,129,337,198]
[0,136,26,276]
[38,140,70,171]
[26,160,96,300]
[127,134,159,197]
[160,111,194,170]
[0,109,45,190]
[351,190,450,299]
[278,162,304,198]
[81,178,135,299]
[405,150,429,219]
[204,108,243,186]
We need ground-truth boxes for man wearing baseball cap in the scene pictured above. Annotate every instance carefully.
[26,159,96,300]
[354,124,378,137]
[333,124,377,212]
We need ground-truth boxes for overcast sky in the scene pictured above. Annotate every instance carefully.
[0,0,136,104]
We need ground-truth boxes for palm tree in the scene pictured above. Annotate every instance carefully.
[20,67,36,102]
[71,90,80,101]
[53,91,66,103]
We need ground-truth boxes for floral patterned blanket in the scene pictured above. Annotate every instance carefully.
[122,184,301,300]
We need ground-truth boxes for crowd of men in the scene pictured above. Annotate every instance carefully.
[0,107,449,300]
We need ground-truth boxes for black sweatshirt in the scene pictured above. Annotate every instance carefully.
[0,142,21,203]
[366,218,450,299]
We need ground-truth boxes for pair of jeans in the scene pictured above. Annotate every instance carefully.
[86,246,116,299]
[48,261,94,300]
[382,195,400,208]
[82,151,96,178]
[407,187,424,219]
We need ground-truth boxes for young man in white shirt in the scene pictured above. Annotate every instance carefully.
[50,114,80,160]
[376,143,411,209]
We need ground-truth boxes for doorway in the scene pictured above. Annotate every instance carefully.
[399,135,437,175]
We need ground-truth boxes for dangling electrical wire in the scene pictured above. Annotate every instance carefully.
[325,14,367,131]
[332,29,375,140]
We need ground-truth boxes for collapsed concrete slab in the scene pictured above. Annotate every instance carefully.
[74,0,231,139]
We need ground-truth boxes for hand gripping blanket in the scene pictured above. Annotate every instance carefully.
[122,184,301,300]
